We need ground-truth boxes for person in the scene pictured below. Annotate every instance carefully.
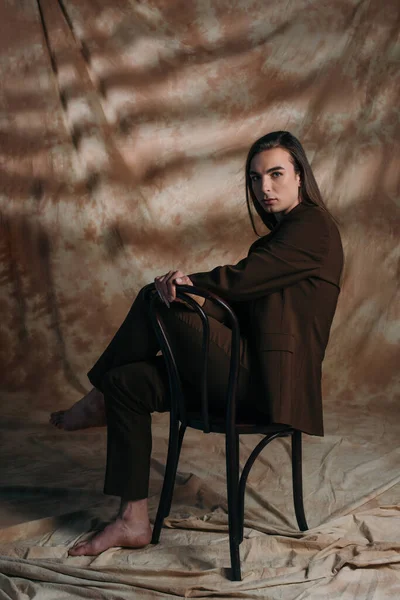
[50,131,344,556]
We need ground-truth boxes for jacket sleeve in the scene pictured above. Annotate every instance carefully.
[189,209,331,303]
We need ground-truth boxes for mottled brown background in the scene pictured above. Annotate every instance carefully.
[0,1,399,598]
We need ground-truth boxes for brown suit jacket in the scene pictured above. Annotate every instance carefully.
[190,202,344,436]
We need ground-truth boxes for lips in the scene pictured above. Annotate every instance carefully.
[263,198,277,203]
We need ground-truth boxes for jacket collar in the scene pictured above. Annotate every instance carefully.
[271,201,307,232]
[250,202,310,252]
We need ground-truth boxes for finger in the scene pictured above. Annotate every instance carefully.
[165,271,181,301]
[156,288,166,304]
[164,270,179,284]
[157,272,179,305]
[158,271,176,303]
[154,280,169,307]
[175,276,193,303]
[157,277,170,306]
[175,275,192,285]
[170,272,186,289]
[159,282,171,307]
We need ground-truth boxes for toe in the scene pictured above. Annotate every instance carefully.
[68,542,88,556]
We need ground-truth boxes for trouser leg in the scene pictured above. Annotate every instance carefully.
[87,286,159,392]
[102,356,169,501]
[159,303,254,414]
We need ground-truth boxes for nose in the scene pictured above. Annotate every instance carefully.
[262,176,271,194]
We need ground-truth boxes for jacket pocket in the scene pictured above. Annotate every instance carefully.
[257,333,296,423]
[259,333,296,353]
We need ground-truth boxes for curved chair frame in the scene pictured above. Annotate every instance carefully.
[144,284,308,581]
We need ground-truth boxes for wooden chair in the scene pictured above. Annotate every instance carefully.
[144,284,308,581]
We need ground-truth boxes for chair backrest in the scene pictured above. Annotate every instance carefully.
[145,284,241,434]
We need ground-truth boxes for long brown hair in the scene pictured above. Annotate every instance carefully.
[245,131,332,235]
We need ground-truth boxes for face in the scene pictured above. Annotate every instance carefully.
[249,147,301,217]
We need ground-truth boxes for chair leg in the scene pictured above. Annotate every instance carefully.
[151,419,186,544]
[226,431,241,581]
[163,423,186,519]
[237,432,282,544]
[291,430,308,531]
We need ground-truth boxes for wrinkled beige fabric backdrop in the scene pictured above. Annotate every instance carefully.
[0,1,399,598]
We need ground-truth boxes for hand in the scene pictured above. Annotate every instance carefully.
[154,270,205,308]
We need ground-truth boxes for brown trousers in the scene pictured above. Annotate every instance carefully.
[88,287,259,501]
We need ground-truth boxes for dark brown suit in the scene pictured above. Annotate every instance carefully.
[88,201,344,500]
[190,201,344,436]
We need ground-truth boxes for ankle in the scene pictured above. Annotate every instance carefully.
[90,387,103,400]
[119,498,149,525]
[87,389,104,409]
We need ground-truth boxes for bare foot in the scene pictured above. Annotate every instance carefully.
[68,499,152,556]
[49,387,106,431]
[68,518,152,556]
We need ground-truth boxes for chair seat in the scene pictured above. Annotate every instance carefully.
[185,412,293,435]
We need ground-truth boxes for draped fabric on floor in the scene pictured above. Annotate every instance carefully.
[0,0,399,598]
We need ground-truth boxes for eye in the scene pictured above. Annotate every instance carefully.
[250,175,260,182]
[271,171,283,178]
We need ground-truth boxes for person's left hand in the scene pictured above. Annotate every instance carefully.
[154,270,205,308]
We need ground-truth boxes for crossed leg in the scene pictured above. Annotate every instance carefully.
[52,286,253,556]
[50,285,159,432]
